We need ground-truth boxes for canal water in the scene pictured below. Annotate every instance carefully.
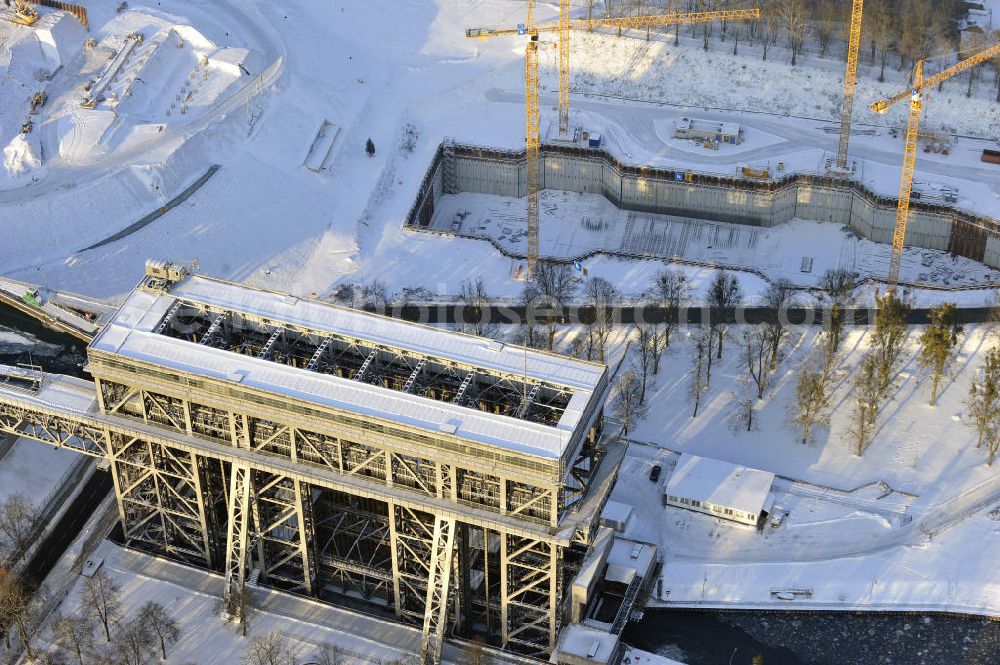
[0,303,88,377]
[625,609,1000,665]
[2,305,999,665]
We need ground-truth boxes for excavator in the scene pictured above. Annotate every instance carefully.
[3,0,39,26]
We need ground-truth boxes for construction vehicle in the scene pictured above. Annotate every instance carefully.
[22,289,42,308]
[3,0,39,26]
[870,39,1000,287]
[741,166,770,180]
[467,5,760,277]
[21,119,32,134]
[836,0,864,171]
[29,91,47,114]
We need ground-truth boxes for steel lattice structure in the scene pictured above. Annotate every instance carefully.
[0,263,621,665]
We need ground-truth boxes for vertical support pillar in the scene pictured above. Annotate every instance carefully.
[293,479,316,596]
[387,501,403,617]
[419,516,456,665]
[499,530,509,647]
[223,464,253,620]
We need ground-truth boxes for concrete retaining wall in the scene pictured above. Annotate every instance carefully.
[406,143,1000,270]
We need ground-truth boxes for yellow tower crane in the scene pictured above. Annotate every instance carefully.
[467,6,760,277]
[836,0,864,171]
[871,40,1000,288]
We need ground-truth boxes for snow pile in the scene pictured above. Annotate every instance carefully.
[3,133,41,177]
[0,10,84,78]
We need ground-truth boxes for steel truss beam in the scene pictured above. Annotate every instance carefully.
[222,465,316,620]
[0,382,575,654]
[502,535,559,655]
[156,301,573,425]
[420,516,456,665]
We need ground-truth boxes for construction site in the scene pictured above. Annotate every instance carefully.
[3,1,1000,664]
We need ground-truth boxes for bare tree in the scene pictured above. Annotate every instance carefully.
[52,613,96,665]
[728,376,757,433]
[707,270,742,360]
[918,303,962,406]
[992,31,1000,102]
[241,631,297,665]
[690,329,710,418]
[217,584,256,637]
[518,282,543,350]
[866,0,895,81]
[762,279,794,371]
[813,0,841,57]
[531,262,577,350]
[759,4,782,61]
[315,642,347,665]
[870,292,911,395]
[139,601,179,660]
[80,570,122,643]
[458,276,496,338]
[458,636,493,665]
[361,279,390,312]
[633,324,658,403]
[697,0,715,50]
[584,277,618,363]
[743,327,772,400]
[0,571,43,662]
[790,352,832,445]
[112,618,155,665]
[967,346,1000,454]
[0,493,38,561]
[820,268,854,355]
[651,267,687,373]
[778,0,809,65]
[611,370,649,436]
[848,353,881,456]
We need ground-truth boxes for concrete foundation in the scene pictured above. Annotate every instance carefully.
[406,142,1000,272]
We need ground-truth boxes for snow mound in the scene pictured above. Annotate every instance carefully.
[0,11,84,78]
[3,133,41,177]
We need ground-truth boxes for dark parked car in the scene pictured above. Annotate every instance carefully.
[649,465,662,482]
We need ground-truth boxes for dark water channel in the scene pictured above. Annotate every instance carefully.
[625,609,1000,665]
[3,305,1000,665]
[0,303,88,377]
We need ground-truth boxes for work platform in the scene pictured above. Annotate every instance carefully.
[0,261,621,665]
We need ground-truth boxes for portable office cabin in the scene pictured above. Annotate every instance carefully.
[663,454,774,526]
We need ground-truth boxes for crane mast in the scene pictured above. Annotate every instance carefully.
[558,0,570,135]
[468,7,760,278]
[836,0,864,171]
[526,35,541,277]
[871,40,1000,288]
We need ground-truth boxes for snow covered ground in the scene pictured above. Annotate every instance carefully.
[598,322,1000,616]
[41,541,419,665]
[0,0,997,306]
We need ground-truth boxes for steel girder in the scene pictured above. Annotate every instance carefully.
[222,465,317,621]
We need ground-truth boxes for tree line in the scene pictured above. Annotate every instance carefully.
[589,0,1000,100]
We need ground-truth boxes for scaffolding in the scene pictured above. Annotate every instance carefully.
[0,265,619,664]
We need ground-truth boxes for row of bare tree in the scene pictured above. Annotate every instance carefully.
[1,568,178,665]
[591,0,1000,100]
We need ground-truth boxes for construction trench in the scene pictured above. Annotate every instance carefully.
[406,141,1000,273]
